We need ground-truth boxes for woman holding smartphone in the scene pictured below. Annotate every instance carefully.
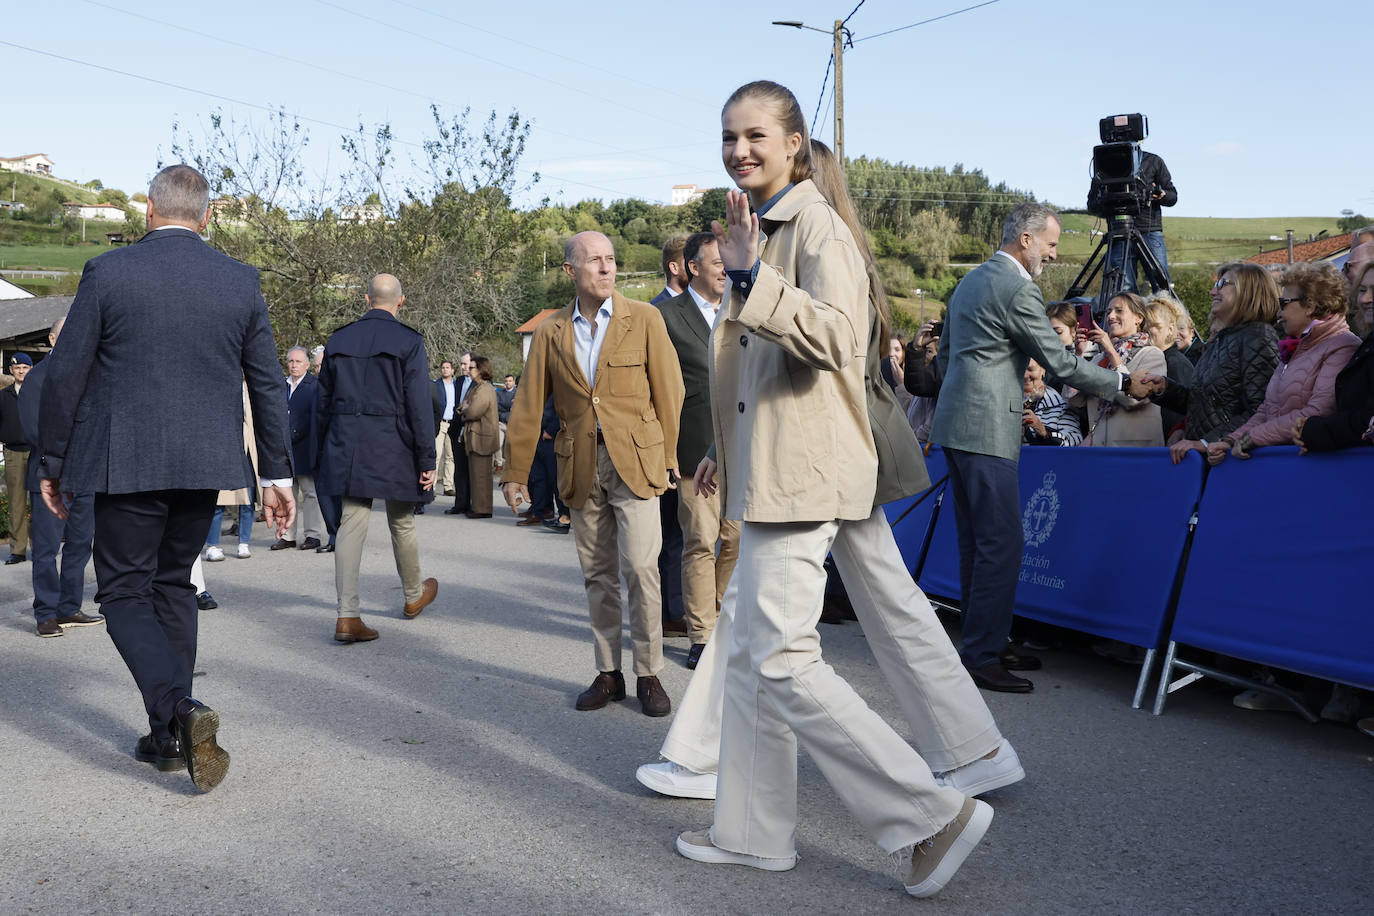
[672,81,993,899]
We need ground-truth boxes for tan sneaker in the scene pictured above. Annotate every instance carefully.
[675,829,796,872]
[905,798,993,898]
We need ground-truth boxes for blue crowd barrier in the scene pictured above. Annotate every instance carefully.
[901,445,1205,651]
[1155,446,1374,715]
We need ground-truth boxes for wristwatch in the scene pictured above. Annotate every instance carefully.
[1118,370,1132,394]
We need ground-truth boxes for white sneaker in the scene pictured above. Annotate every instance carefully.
[934,739,1025,797]
[636,761,717,799]
[236,543,252,559]
[1233,688,1290,711]
[675,829,796,871]
[203,546,225,562]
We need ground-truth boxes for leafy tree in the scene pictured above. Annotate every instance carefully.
[1338,213,1370,233]
[98,188,129,208]
[908,208,961,276]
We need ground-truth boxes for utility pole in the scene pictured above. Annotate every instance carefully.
[832,19,844,164]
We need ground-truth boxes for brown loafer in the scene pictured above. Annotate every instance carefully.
[335,616,379,643]
[403,577,438,618]
[516,515,543,526]
[575,671,626,710]
[637,675,672,717]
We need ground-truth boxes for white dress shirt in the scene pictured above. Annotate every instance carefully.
[686,284,720,330]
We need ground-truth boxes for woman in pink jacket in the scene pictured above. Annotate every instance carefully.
[1207,261,1360,464]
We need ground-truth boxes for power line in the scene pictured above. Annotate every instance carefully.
[853,0,1002,43]
[811,54,835,137]
[842,0,868,25]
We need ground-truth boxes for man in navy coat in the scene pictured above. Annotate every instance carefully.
[316,273,438,642]
[38,164,296,792]
[274,346,323,550]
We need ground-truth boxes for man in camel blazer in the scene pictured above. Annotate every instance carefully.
[504,231,684,717]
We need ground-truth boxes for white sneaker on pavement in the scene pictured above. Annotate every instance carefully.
[236,543,252,559]
[636,761,717,799]
[204,546,225,562]
[675,829,796,871]
[933,738,1025,797]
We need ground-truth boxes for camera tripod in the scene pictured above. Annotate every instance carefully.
[1065,212,1171,312]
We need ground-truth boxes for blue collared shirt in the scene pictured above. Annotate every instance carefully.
[726,183,793,299]
[572,296,615,386]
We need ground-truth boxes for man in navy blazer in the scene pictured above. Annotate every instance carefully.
[316,273,438,642]
[275,346,323,550]
[38,164,295,792]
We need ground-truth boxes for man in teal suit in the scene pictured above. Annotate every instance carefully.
[932,202,1143,692]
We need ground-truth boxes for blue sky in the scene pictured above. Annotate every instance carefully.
[2,0,1368,218]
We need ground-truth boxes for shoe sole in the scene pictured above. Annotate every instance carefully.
[675,834,795,871]
[905,800,993,898]
[180,708,230,792]
[57,619,105,628]
[335,631,379,643]
[636,765,717,800]
[37,629,64,638]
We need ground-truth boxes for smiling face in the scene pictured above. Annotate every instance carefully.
[1105,297,1142,339]
[689,238,727,303]
[1012,217,1060,279]
[1278,284,1317,337]
[1209,271,1238,332]
[721,98,802,207]
[1356,265,1374,332]
[1023,360,1045,396]
[1144,314,1175,350]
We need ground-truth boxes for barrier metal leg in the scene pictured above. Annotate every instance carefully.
[1152,641,1179,715]
[1131,647,1157,710]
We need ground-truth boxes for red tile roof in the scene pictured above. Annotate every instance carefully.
[1245,232,1352,266]
[515,308,561,334]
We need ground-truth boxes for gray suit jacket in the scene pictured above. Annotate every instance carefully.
[39,228,292,492]
[931,253,1119,461]
[658,291,714,471]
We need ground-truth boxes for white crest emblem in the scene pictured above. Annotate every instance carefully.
[1022,471,1060,548]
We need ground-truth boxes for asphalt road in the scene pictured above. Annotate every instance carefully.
[1,501,1370,914]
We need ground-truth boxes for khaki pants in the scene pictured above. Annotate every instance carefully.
[334,497,423,617]
[291,474,323,541]
[4,447,30,555]
[435,419,455,492]
[568,443,664,677]
[710,513,984,858]
[676,479,739,644]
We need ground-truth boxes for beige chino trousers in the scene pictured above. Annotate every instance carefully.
[568,442,664,677]
[334,497,424,616]
[676,479,739,645]
[435,420,455,492]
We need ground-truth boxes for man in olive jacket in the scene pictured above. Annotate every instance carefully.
[932,203,1129,693]
[503,231,684,717]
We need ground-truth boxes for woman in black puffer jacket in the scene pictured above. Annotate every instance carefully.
[1142,262,1280,464]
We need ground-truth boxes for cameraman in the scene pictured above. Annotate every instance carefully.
[1089,148,1177,293]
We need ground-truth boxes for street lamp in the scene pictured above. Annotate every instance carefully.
[772,18,848,163]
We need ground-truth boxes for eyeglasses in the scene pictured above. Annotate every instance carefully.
[1212,278,1236,291]
[1277,296,1307,306]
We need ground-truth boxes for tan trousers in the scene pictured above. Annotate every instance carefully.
[291,473,323,541]
[334,497,423,617]
[662,506,1001,777]
[568,442,664,677]
[710,513,984,858]
[435,420,454,492]
[676,480,739,645]
[466,448,493,515]
[4,447,29,555]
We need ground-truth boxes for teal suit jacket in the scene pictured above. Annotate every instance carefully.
[931,253,1119,461]
[658,291,715,471]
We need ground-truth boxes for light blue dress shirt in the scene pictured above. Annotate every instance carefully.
[572,296,615,386]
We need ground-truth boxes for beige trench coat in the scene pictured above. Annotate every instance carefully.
[217,382,260,507]
[710,180,877,523]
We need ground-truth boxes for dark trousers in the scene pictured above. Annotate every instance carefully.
[318,488,340,547]
[944,448,1022,669]
[93,489,217,740]
[29,489,94,622]
[657,487,685,622]
[450,423,470,511]
[528,438,565,519]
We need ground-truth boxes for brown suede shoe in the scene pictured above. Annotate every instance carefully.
[575,671,626,710]
[403,577,439,618]
[334,617,379,643]
[637,675,671,717]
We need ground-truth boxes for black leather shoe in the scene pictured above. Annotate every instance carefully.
[299,537,321,551]
[637,675,672,717]
[316,543,335,553]
[575,671,626,711]
[5,553,26,565]
[196,591,218,611]
[269,538,297,551]
[968,663,1033,693]
[135,733,187,772]
[173,697,230,792]
[1000,650,1042,671]
[685,642,706,670]
[443,505,467,515]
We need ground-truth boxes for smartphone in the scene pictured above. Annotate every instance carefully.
[1076,302,1094,332]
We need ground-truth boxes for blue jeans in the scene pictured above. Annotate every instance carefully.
[206,504,253,546]
[29,489,95,622]
[1109,229,1171,293]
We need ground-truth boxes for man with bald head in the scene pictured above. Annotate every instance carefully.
[315,273,439,643]
[504,231,684,716]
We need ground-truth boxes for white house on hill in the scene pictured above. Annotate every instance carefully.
[671,184,704,206]
[0,153,54,175]
[62,201,127,223]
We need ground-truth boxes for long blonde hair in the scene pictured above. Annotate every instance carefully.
[807,138,891,341]
[723,80,814,185]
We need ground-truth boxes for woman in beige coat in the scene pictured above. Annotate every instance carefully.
[458,356,498,518]
[672,81,992,899]
[1076,292,1166,447]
